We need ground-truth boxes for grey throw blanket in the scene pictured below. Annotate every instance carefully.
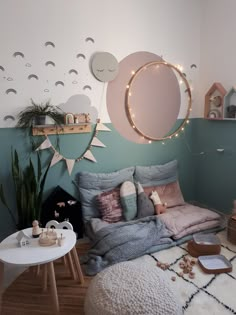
[82,215,172,275]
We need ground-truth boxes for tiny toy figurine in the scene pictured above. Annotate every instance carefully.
[64,113,74,124]
[58,233,65,247]
[32,220,41,238]
[150,190,167,215]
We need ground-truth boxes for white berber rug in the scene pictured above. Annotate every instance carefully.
[133,230,236,315]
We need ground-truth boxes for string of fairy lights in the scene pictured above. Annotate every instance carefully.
[125,60,192,142]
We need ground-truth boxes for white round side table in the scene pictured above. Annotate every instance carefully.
[0,228,84,314]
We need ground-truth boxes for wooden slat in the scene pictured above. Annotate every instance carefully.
[32,124,92,136]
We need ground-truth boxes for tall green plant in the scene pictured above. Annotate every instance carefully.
[0,149,50,229]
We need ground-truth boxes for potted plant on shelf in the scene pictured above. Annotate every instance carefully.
[0,149,51,230]
[16,99,64,128]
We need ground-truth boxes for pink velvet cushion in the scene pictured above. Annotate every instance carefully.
[96,188,123,223]
[143,181,185,208]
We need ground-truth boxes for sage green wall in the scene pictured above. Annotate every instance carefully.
[0,121,195,240]
[193,118,236,214]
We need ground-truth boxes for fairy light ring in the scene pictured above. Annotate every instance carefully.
[125,61,192,141]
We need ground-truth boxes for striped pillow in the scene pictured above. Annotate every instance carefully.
[96,188,123,223]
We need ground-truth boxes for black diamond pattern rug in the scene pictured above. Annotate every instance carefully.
[133,230,236,314]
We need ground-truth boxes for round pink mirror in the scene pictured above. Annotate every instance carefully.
[107,51,191,143]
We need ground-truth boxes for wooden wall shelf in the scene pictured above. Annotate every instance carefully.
[32,123,92,136]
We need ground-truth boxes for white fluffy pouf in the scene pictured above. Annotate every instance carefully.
[84,261,182,315]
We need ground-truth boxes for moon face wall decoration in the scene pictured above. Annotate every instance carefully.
[91,52,119,82]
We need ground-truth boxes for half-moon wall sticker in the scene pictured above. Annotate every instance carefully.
[7,77,13,81]
[6,88,17,95]
[68,69,78,75]
[44,41,55,48]
[85,37,95,43]
[28,74,39,80]
[45,61,56,67]
[55,81,64,87]
[190,64,197,69]
[76,53,86,60]
[83,85,92,90]
[4,115,15,121]
[91,52,119,82]
[13,52,25,58]
[0,66,5,71]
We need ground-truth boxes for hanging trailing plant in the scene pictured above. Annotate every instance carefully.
[0,149,51,230]
[16,98,64,128]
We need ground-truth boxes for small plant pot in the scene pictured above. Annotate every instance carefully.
[34,115,46,126]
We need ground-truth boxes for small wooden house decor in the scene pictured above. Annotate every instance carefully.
[64,113,91,124]
[204,82,227,120]
[224,87,236,119]
[16,230,31,247]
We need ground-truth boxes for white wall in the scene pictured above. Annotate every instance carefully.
[199,0,236,117]
[0,0,202,127]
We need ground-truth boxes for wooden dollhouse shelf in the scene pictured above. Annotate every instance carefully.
[32,123,92,136]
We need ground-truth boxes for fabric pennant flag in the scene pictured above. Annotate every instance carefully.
[84,150,97,162]
[65,159,75,176]
[91,137,106,147]
[50,151,63,167]
[35,138,52,151]
[96,122,111,132]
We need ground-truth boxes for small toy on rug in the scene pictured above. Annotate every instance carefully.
[178,256,196,279]
[32,220,41,238]
[150,191,167,215]
[156,260,177,282]
[156,261,170,270]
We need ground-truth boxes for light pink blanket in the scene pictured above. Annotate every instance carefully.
[158,203,221,239]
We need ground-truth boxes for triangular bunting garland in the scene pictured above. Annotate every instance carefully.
[83,150,97,162]
[65,159,75,175]
[96,122,111,132]
[35,138,52,151]
[91,137,106,147]
[50,152,63,167]
[41,121,109,175]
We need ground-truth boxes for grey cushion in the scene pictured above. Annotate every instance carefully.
[137,192,155,218]
[134,160,178,187]
[75,167,135,223]
[136,182,154,218]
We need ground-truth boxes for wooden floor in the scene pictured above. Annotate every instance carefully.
[1,242,93,315]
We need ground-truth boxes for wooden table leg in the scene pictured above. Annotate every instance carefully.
[0,262,4,313]
[42,264,48,292]
[47,261,59,314]
[66,252,77,280]
[71,246,84,284]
